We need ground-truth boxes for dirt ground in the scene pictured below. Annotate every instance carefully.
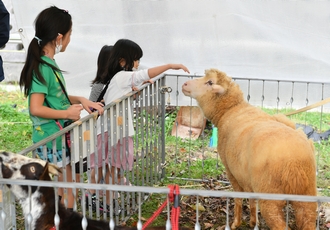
[173,179,330,230]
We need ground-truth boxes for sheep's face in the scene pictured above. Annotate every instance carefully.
[182,69,227,100]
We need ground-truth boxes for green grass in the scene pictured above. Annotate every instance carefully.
[163,109,220,181]
[0,88,32,152]
[263,107,330,132]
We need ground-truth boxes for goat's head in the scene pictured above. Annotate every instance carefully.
[0,151,61,199]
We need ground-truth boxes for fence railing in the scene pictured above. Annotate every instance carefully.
[1,178,329,229]
[5,75,168,226]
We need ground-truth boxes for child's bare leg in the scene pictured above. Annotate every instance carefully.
[105,166,114,204]
[58,164,74,209]
[105,166,121,204]
[89,167,103,194]
[75,173,80,182]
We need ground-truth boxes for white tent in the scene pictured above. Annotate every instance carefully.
[9,0,330,99]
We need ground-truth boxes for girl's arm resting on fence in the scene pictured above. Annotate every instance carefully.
[69,95,104,115]
[29,93,82,120]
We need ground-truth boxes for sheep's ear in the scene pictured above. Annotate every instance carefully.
[212,85,226,95]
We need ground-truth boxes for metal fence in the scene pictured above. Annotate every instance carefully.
[1,179,330,229]
[1,73,330,229]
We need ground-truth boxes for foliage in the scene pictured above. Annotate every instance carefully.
[164,107,178,135]
[133,108,163,152]
[262,107,330,132]
[0,88,32,152]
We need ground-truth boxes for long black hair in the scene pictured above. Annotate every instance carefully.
[91,45,113,85]
[19,6,72,96]
[100,39,143,84]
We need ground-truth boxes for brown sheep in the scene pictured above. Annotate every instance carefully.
[182,69,317,229]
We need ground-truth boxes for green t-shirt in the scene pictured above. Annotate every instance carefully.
[28,56,71,150]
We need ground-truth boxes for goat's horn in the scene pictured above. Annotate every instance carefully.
[47,164,62,175]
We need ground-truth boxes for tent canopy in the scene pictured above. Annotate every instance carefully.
[11,0,330,98]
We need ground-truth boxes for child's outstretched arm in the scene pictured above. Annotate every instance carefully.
[148,64,190,79]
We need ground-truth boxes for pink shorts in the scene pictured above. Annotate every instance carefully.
[90,131,134,170]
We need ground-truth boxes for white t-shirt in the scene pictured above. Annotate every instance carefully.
[104,69,149,103]
[96,69,150,140]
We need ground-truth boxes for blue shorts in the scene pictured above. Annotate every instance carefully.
[36,146,70,167]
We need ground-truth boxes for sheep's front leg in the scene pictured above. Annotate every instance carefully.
[249,199,258,228]
[231,198,242,229]
[225,171,244,229]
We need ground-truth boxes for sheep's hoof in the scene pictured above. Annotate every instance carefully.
[218,224,231,230]
[249,219,259,228]
[230,221,239,230]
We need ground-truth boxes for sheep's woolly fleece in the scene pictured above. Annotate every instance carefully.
[182,68,317,229]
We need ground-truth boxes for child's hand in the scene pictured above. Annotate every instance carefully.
[143,79,154,85]
[67,104,83,120]
[79,97,104,115]
[132,80,154,91]
[170,64,190,73]
[132,80,154,99]
[86,102,104,114]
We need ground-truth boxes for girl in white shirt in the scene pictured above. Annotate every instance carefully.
[92,38,189,213]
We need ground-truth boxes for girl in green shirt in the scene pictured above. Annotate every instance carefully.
[19,6,104,210]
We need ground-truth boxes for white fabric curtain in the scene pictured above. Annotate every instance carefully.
[12,0,330,99]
